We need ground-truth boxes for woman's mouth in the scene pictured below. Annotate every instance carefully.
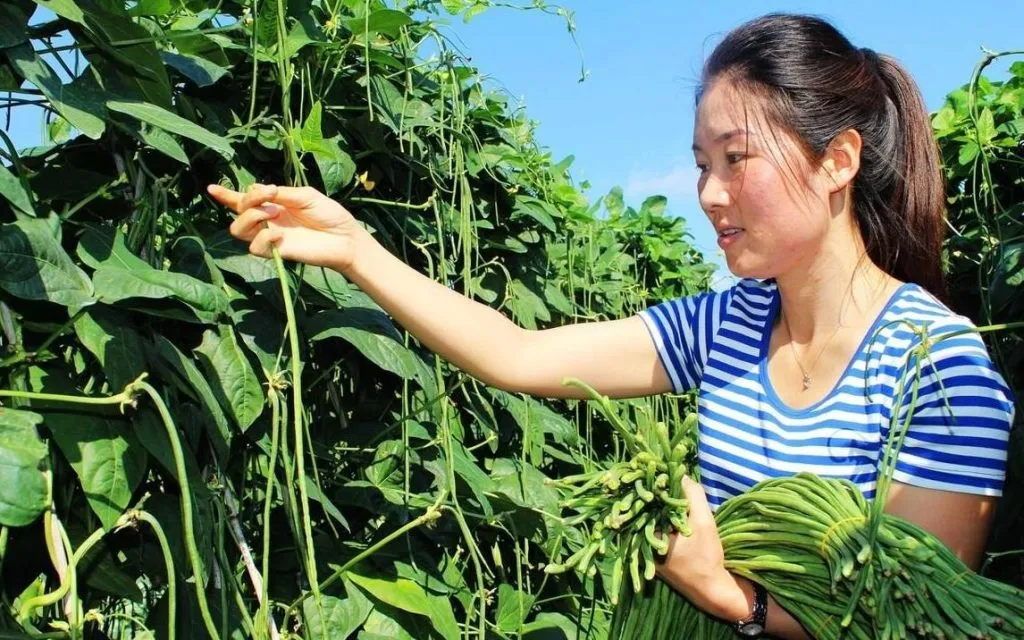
[717,227,744,249]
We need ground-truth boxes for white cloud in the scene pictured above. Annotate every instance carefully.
[624,162,700,202]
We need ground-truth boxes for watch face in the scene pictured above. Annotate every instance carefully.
[739,623,765,637]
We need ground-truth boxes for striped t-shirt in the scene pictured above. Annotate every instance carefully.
[639,278,1015,510]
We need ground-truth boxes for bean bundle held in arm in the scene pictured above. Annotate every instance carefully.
[549,379,1024,640]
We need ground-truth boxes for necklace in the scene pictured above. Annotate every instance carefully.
[779,308,844,391]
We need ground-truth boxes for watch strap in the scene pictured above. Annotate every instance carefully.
[734,581,767,637]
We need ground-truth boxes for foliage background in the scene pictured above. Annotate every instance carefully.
[0,1,1019,638]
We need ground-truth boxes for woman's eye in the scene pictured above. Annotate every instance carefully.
[726,153,746,164]
[696,163,709,174]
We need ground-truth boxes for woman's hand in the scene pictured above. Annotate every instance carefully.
[207,183,370,272]
[655,476,750,622]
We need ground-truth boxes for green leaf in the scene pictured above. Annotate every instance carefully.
[425,443,493,515]
[0,217,94,307]
[301,102,356,194]
[640,195,668,217]
[512,197,558,232]
[0,164,35,217]
[308,307,422,379]
[86,230,229,323]
[231,301,284,373]
[301,101,325,147]
[464,3,489,22]
[207,230,278,284]
[314,137,357,196]
[0,4,29,48]
[28,368,146,530]
[195,324,264,432]
[347,573,431,614]
[544,282,573,316]
[490,458,559,514]
[256,0,282,48]
[931,104,958,137]
[0,407,49,527]
[496,583,536,633]
[301,265,352,306]
[160,51,229,88]
[107,100,235,160]
[343,9,414,39]
[153,335,233,461]
[521,612,582,638]
[441,0,469,14]
[990,240,1024,319]
[170,236,225,288]
[47,410,145,529]
[508,279,550,330]
[74,1,173,109]
[957,140,979,166]
[91,267,228,323]
[5,43,106,139]
[129,0,173,16]
[364,440,404,486]
[283,13,324,58]
[359,608,417,640]
[492,390,579,447]
[74,306,146,390]
[347,573,460,640]
[31,0,86,25]
[76,536,144,601]
[302,582,372,640]
[305,478,350,533]
[47,116,73,144]
[77,227,136,270]
[976,107,997,145]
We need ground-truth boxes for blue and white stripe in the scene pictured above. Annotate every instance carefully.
[639,278,1015,510]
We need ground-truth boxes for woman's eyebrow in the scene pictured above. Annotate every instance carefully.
[692,128,749,152]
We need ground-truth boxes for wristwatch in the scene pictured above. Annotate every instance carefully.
[734,581,768,637]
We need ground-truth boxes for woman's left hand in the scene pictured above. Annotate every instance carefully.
[655,476,750,622]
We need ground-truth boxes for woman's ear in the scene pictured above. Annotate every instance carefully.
[821,128,862,194]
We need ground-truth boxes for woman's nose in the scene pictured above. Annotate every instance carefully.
[698,171,731,213]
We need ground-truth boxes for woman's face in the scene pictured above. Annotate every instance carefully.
[693,80,833,279]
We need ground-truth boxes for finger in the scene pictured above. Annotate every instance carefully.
[206,184,243,211]
[265,185,320,209]
[238,183,281,214]
[249,227,283,258]
[230,205,281,241]
[681,476,713,527]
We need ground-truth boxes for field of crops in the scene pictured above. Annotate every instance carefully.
[0,2,1021,639]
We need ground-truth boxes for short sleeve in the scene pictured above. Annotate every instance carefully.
[638,287,734,393]
[887,319,1015,497]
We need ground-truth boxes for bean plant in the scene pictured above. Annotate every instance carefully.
[0,1,1019,639]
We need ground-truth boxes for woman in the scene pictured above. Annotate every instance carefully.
[208,13,1014,639]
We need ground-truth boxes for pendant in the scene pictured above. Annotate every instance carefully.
[802,375,812,390]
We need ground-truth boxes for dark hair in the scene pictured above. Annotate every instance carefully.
[698,13,947,300]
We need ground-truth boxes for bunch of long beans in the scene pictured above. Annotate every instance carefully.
[544,379,699,600]
[555,348,1024,640]
[611,472,1024,640]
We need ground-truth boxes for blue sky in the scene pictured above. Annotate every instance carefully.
[6,2,1022,287]
[440,1,1024,287]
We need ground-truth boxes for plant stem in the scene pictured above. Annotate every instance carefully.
[348,194,435,210]
[281,494,447,630]
[19,511,77,626]
[269,248,321,612]
[0,388,132,406]
[0,526,7,578]
[134,511,176,640]
[261,389,283,639]
[135,380,222,640]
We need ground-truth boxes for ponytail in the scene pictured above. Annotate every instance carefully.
[871,54,947,300]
